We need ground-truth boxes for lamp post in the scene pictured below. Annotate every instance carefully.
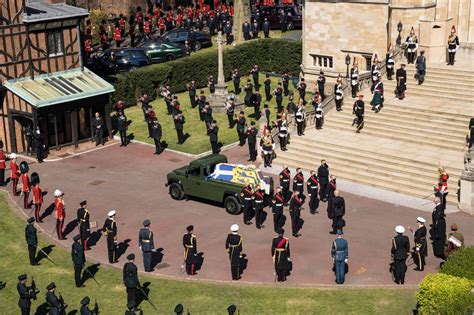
[396,21,403,46]
[345,54,351,79]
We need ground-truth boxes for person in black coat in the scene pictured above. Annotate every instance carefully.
[326,175,337,221]
[246,122,257,161]
[45,282,63,315]
[250,65,260,89]
[273,83,284,112]
[226,224,243,280]
[317,160,330,201]
[235,111,246,146]
[151,118,162,155]
[430,197,447,258]
[202,103,213,128]
[244,79,253,106]
[80,296,94,315]
[117,111,128,147]
[410,217,428,271]
[25,217,38,266]
[92,112,104,146]
[17,274,36,315]
[352,94,365,133]
[183,225,198,275]
[208,120,219,154]
[232,69,241,94]
[174,111,185,145]
[138,219,155,272]
[242,20,251,40]
[263,18,270,38]
[123,254,139,304]
[252,184,266,229]
[71,235,85,287]
[252,90,262,119]
[391,226,410,284]
[188,80,197,108]
[317,71,326,100]
[396,64,407,100]
[251,20,259,39]
[33,127,44,163]
[330,190,346,234]
[289,191,304,237]
[264,74,272,102]
[272,228,291,282]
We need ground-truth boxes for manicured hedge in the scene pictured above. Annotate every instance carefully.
[109,39,302,107]
[416,273,473,314]
[441,246,474,283]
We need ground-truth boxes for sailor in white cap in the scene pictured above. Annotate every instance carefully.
[390,225,410,284]
[225,224,243,280]
[410,217,427,271]
[102,210,118,263]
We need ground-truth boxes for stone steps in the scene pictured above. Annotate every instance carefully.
[405,64,474,76]
[380,103,472,121]
[282,138,460,186]
[384,80,474,100]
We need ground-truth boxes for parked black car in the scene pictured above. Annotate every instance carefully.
[86,53,117,76]
[142,41,186,63]
[252,5,302,30]
[103,48,150,72]
[160,29,212,51]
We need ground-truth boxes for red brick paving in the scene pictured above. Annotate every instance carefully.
[6,142,473,287]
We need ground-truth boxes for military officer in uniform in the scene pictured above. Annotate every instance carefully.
[102,210,118,263]
[235,111,247,146]
[272,187,285,232]
[447,26,460,65]
[431,197,446,259]
[53,189,65,240]
[117,111,128,147]
[410,217,427,271]
[72,235,85,287]
[252,184,266,229]
[279,165,291,203]
[289,191,304,237]
[240,181,254,225]
[334,75,344,111]
[264,74,272,101]
[273,82,283,112]
[123,254,139,304]
[396,64,407,100]
[386,44,395,80]
[317,71,326,100]
[331,190,346,234]
[174,110,186,145]
[282,72,290,96]
[45,282,62,315]
[246,122,257,161]
[17,274,36,315]
[208,120,219,155]
[139,219,155,272]
[277,114,289,151]
[250,64,260,88]
[151,118,163,155]
[295,102,306,136]
[315,96,324,130]
[331,229,349,284]
[307,170,320,214]
[326,175,337,222]
[352,93,365,133]
[405,27,418,64]
[317,160,330,201]
[391,226,410,284]
[292,168,305,198]
[232,69,241,94]
[77,201,90,250]
[371,73,384,112]
[350,58,359,98]
[272,228,291,282]
[225,97,236,128]
[80,296,96,315]
[188,80,197,108]
[226,224,243,280]
[183,225,197,275]
[25,217,38,266]
[297,78,307,104]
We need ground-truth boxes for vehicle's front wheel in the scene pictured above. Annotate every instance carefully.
[165,54,175,61]
[169,183,185,200]
[224,195,241,215]
[194,42,202,51]
[286,21,294,31]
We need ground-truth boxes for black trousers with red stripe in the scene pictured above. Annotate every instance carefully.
[23,191,29,209]
[12,178,18,195]
[56,218,64,239]
[34,203,42,222]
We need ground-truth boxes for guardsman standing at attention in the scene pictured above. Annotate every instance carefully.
[279,165,291,202]
[334,75,344,111]
[352,93,365,133]
[295,101,306,136]
[282,72,290,96]
[274,82,283,112]
[263,18,270,38]
[17,274,36,315]
[225,97,236,128]
[272,187,285,232]
[410,217,427,271]
[350,58,359,98]
[21,164,30,209]
[117,110,128,147]
[277,113,289,151]
[331,190,346,234]
[183,225,197,275]
[396,64,407,100]
[54,189,65,240]
[447,26,460,65]
[103,210,118,263]
[0,140,5,186]
[405,27,418,64]
[318,71,326,100]
[45,282,62,315]
[235,111,247,146]
[292,168,305,198]
[123,254,139,304]
[307,170,320,214]
[10,153,20,196]
[251,64,260,88]
[188,80,197,108]
[139,219,155,272]
[242,20,250,40]
[326,175,337,222]
[391,225,410,285]
[80,296,94,315]
[317,160,330,201]
[31,173,43,223]
[25,217,38,266]
[77,201,90,250]
[174,110,186,145]
[386,44,395,80]
[289,191,304,237]
[208,120,220,155]
[252,184,266,229]
[272,228,291,282]
[226,224,243,280]
[297,78,307,104]
[331,229,348,284]
[246,122,258,162]
[371,73,384,112]
[151,118,163,155]
[240,180,254,225]
[232,69,241,94]
[72,235,85,288]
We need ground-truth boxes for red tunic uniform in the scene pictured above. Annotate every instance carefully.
[0,151,5,170]
[55,198,65,220]
[113,28,122,41]
[32,185,43,204]
[144,21,151,34]
[21,173,30,192]
[11,161,20,179]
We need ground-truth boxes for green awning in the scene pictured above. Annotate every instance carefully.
[4,67,114,108]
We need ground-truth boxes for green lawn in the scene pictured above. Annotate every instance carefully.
[0,194,417,314]
[124,73,312,154]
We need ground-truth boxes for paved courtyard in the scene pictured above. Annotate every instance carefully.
[5,141,473,287]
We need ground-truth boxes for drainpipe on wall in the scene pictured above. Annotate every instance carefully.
[77,20,84,71]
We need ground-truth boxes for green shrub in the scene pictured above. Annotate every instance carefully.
[441,246,474,283]
[109,39,302,107]
[416,273,473,314]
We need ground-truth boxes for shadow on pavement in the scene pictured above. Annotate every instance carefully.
[116,239,131,260]
[62,219,78,238]
[87,229,102,248]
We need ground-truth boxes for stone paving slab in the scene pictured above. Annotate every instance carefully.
[5,142,473,287]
